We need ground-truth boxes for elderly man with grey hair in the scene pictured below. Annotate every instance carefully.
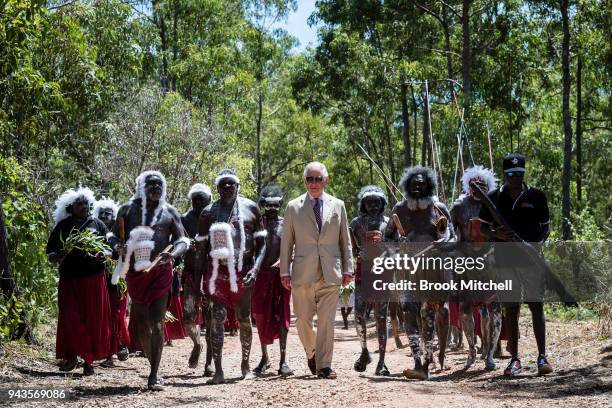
[280,161,354,379]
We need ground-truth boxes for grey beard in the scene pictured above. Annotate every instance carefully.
[405,195,434,210]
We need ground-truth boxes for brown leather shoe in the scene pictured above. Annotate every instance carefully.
[317,367,337,379]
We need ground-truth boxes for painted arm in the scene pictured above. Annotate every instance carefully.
[244,204,267,285]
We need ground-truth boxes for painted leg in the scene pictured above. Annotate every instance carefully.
[207,300,226,384]
[375,302,390,376]
[278,326,293,376]
[461,302,477,368]
[353,293,371,372]
[435,304,450,370]
[485,302,502,370]
[236,288,253,380]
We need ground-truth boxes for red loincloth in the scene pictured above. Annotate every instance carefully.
[355,258,362,286]
[449,301,461,329]
[128,303,142,352]
[56,271,111,364]
[251,266,291,345]
[108,291,130,354]
[164,295,186,340]
[204,263,249,308]
[126,260,173,305]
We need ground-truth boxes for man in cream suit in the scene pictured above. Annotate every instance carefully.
[280,161,354,379]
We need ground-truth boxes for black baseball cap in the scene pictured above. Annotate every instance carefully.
[503,153,526,173]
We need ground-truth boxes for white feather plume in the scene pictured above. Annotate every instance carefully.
[52,186,96,226]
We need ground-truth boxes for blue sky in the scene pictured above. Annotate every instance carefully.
[276,0,320,52]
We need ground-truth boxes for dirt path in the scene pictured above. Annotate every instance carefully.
[1,309,610,407]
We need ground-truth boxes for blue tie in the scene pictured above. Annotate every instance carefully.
[313,198,322,231]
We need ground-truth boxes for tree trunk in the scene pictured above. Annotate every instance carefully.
[422,84,432,167]
[153,0,169,93]
[561,0,573,240]
[256,92,263,195]
[411,85,418,165]
[383,115,397,187]
[461,0,471,116]
[442,6,456,99]
[576,55,583,203]
[401,80,411,168]
[171,0,179,91]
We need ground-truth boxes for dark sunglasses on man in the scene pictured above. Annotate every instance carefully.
[305,176,324,184]
[505,171,524,178]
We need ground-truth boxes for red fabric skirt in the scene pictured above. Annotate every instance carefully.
[56,271,111,364]
[205,263,249,308]
[164,295,186,340]
[251,266,291,345]
[128,303,142,352]
[126,260,173,305]
[449,301,461,328]
[108,291,130,354]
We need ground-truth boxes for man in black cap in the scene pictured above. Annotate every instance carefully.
[478,153,553,376]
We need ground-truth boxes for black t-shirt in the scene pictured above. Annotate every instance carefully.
[478,184,550,243]
[46,217,109,279]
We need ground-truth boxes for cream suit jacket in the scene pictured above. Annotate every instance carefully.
[280,192,354,286]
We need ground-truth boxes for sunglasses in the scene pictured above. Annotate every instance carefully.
[305,176,324,184]
[505,171,525,178]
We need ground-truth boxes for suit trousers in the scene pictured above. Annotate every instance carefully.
[292,264,339,370]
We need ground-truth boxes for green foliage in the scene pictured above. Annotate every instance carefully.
[0,295,24,341]
[62,228,113,271]
[0,156,57,328]
[543,302,599,322]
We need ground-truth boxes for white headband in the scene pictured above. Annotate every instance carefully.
[262,196,283,204]
[360,191,386,200]
[188,183,212,199]
[215,174,240,186]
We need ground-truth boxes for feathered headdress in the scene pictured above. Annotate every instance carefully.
[52,187,96,226]
[461,165,497,195]
[132,170,167,226]
[92,197,119,219]
[188,183,212,199]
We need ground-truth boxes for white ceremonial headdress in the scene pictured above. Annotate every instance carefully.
[53,186,96,226]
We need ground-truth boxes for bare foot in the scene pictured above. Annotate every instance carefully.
[253,357,271,374]
[203,364,215,377]
[148,376,165,391]
[278,362,294,377]
[207,371,225,385]
[188,343,202,368]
